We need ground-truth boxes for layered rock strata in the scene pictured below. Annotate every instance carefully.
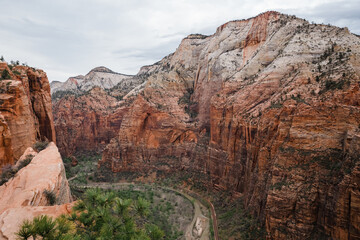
[52,66,150,156]
[97,11,360,239]
[50,66,135,94]
[0,63,56,168]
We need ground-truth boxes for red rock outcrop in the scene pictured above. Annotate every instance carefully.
[97,12,360,239]
[0,63,56,169]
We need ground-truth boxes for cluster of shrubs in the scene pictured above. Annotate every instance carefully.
[32,141,49,152]
[0,154,34,186]
[0,69,11,80]
[0,141,49,186]
[43,189,57,206]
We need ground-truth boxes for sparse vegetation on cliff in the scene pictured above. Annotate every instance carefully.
[178,88,198,119]
[51,90,77,101]
[0,155,34,186]
[43,189,56,206]
[0,69,11,80]
[33,141,49,152]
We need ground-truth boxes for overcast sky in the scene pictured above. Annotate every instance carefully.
[0,0,359,82]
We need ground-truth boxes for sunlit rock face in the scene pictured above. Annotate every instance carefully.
[0,143,73,240]
[0,63,56,169]
[51,11,360,239]
[96,12,360,239]
[51,66,148,156]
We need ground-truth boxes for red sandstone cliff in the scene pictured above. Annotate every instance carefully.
[52,67,148,156]
[0,62,56,168]
[96,12,360,239]
[53,87,131,156]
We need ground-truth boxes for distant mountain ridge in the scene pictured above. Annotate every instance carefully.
[50,66,133,94]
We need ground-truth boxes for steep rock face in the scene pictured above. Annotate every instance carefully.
[53,87,130,156]
[0,63,56,168]
[52,67,148,156]
[99,12,360,239]
[0,143,72,240]
[0,143,72,214]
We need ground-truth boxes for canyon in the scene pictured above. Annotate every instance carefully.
[0,10,358,240]
[53,11,360,239]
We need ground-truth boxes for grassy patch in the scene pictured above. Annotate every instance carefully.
[64,153,101,182]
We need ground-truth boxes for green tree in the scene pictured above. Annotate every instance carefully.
[16,189,164,240]
[146,224,165,240]
[16,215,76,240]
[1,69,11,80]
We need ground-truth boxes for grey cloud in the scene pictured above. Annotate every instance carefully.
[0,0,359,81]
[277,0,360,33]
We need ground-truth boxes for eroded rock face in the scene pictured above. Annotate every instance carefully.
[98,12,360,239]
[0,63,56,168]
[53,87,131,156]
[52,67,148,156]
[50,66,135,94]
[0,142,72,239]
[0,143,72,214]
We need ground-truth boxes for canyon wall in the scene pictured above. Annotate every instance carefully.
[96,12,360,239]
[53,87,130,155]
[0,62,56,168]
[52,66,150,156]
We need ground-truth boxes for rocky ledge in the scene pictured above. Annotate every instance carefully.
[0,143,72,240]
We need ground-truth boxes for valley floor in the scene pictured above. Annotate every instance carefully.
[71,181,215,240]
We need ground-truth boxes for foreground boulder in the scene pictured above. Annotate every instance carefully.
[0,204,73,240]
[0,143,72,239]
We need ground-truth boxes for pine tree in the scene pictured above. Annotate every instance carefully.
[1,69,11,80]
[16,189,164,239]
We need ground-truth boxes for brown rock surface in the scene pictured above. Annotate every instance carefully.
[96,12,360,239]
[0,63,55,169]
